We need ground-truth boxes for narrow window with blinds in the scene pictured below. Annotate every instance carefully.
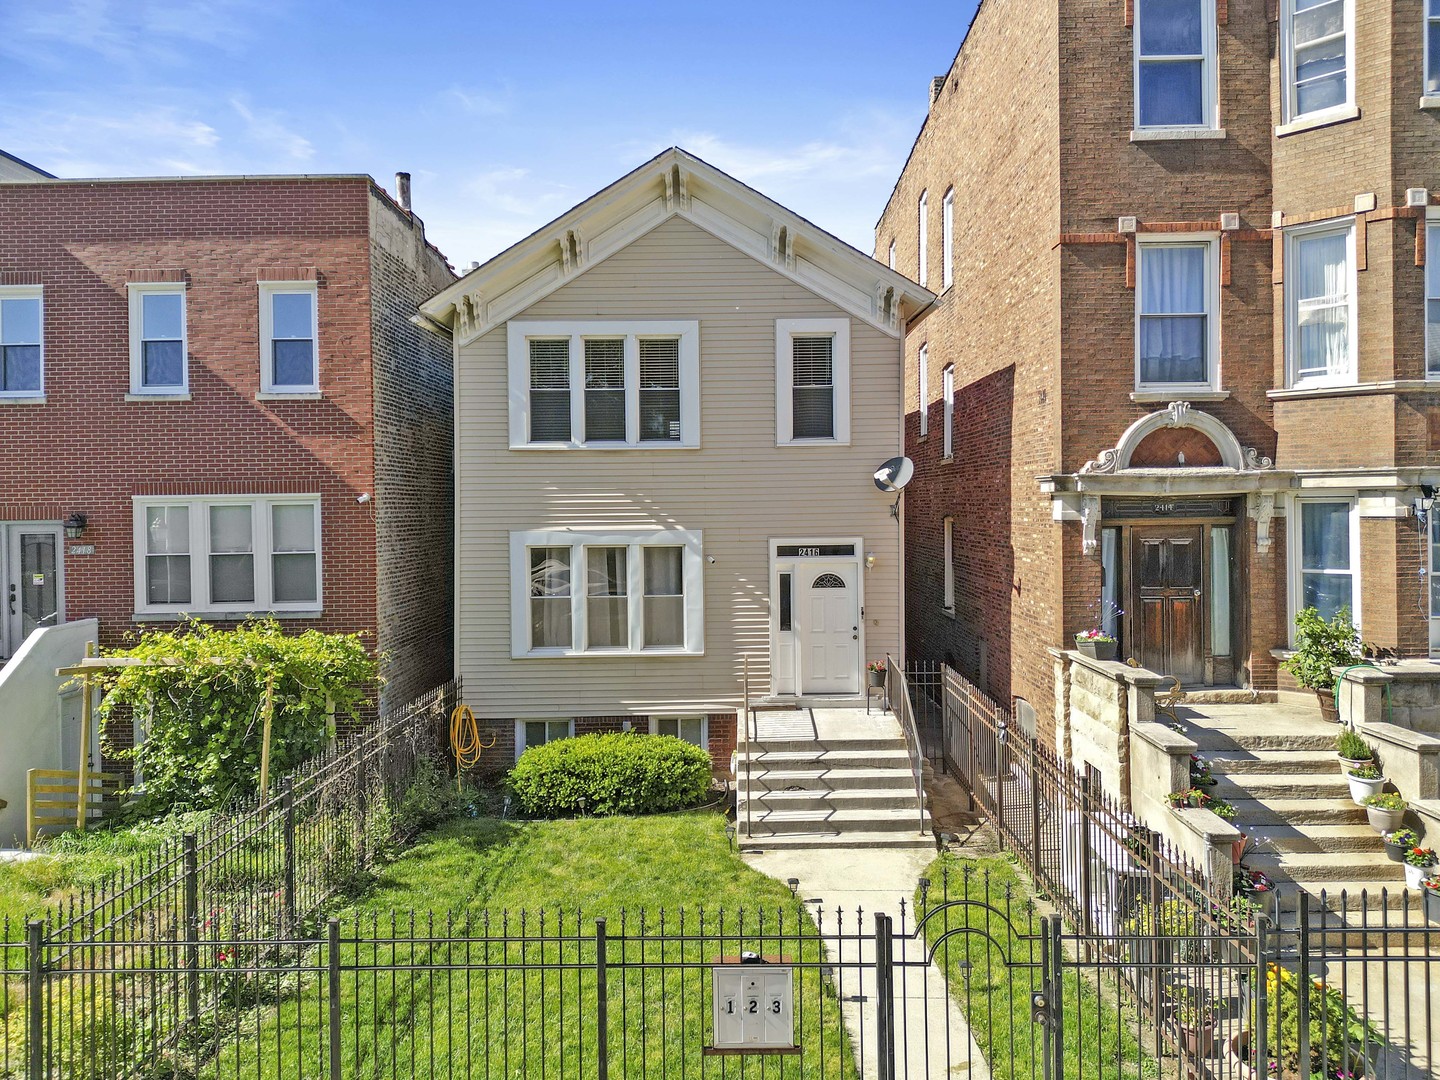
[791,335,835,440]
[639,338,682,441]
[529,339,571,441]
[583,338,626,441]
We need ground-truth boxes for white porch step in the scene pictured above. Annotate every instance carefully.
[740,806,932,836]
[745,767,917,792]
[738,788,919,813]
[736,831,937,852]
[740,748,914,771]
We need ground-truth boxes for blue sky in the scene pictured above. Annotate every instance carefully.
[0,0,978,268]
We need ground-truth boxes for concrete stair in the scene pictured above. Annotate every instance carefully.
[735,713,933,851]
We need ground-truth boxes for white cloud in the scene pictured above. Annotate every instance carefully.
[0,0,272,69]
[230,98,314,162]
[443,85,511,117]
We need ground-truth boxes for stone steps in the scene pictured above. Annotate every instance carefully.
[738,788,920,813]
[1244,823,1387,854]
[1202,750,1339,775]
[734,830,936,852]
[1188,730,1335,754]
[744,767,916,793]
[739,806,932,835]
[1228,798,1370,826]
[1244,850,1404,885]
[1212,772,1351,801]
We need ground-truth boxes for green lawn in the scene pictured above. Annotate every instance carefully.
[917,853,1160,1080]
[183,813,858,1079]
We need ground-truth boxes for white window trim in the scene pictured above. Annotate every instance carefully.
[1284,219,1358,389]
[887,240,896,270]
[918,343,929,437]
[942,365,954,460]
[0,284,43,398]
[1427,214,1440,379]
[509,529,705,658]
[775,318,851,446]
[1133,0,1219,132]
[506,320,700,449]
[258,280,320,394]
[132,495,323,616]
[127,282,188,395]
[917,191,929,287]
[1287,494,1360,643]
[1428,3,1440,105]
[941,189,954,290]
[942,516,955,614]
[1280,0,1355,126]
[1134,234,1222,393]
[648,714,708,747]
[515,718,573,755]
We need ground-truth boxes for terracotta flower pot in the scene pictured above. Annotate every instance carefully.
[1315,688,1340,724]
[1179,1020,1216,1059]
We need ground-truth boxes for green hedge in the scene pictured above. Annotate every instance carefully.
[508,733,713,817]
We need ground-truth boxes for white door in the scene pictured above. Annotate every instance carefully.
[3,524,63,658]
[798,563,860,695]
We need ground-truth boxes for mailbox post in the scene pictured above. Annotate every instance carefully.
[706,956,798,1056]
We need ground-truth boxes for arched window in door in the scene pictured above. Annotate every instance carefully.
[812,573,846,589]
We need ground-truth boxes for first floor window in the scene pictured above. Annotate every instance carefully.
[1430,511,1440,653]
[1287,223,1355,385]
[512,530,704,656]
[651,715,706,747]
[519,719,572,754]
[942,365,954,459]
[918,343,929,437]
[1285,0,1351,120]
[1135,0,1213,128]
[1428,0,1440,96]
[260,282,318,392]
[135,496,321,613]
[129,283,186,393]
[1427,222,1440,378]
[1138,240,1214,388]
[1297,499,1354,623]
[0,286,42,395]
[942,516,955,612]
[777,319,851,445]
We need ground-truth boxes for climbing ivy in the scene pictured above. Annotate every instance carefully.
[94,619,379,813]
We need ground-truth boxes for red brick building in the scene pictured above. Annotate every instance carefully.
[878,0,1440,734]
[0,166,455,707]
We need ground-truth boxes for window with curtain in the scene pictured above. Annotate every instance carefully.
[639,338,681,441]
[529,339,572,441]
[644,547,685,648]
[145,505,191,605]
[1288,225,1353,384]
[918,344,929,437]
[529,547,573,649]
[586,546,629,648]
[271,504,318,603]
[583,338,626,442]
[1428,0,1440,96]
[942,366,954,459]
[0,289,42,395]
[1285,0,1350,120]
[1101,528,1121,641]
[1428,222,1440,378]
[1135,0,1212,128]
[208,505,255,604]
[918,190,929,287]
[1138,241,1211,386]
[1298,500,1354,622]
[941,189,954,290]
[791,336,835,439]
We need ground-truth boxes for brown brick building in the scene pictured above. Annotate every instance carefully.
[878,0,1440,733]
[0,168,455,708]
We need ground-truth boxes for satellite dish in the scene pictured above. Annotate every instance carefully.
[873,456,915,493]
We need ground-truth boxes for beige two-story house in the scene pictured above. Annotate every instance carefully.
[420,148,933,765]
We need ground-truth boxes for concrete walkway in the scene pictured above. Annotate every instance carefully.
[745,845,989,1079]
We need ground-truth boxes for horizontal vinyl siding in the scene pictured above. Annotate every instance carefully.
[456,217,902,718]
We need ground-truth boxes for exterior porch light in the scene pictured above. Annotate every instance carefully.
[864,551,876,569]
[1414,486,1436,530]
[63,512,88,540]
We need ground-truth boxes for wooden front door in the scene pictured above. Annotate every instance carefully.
[1134,526,1204,684]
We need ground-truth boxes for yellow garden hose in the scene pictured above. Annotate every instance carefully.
[449,704,496,788]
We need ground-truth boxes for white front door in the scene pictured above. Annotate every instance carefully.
[3,524,63,658]
[798,562,860,695]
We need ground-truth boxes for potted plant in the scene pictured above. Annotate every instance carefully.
[1345,762,1387,805]
[1362,791,1407,832]
[866,660,886,688]
[1234,866,1278,922]
[1189,754,1216,788]
[1404,846,1437,889]
[1074,627,1118,661]
[1423,877,1440,925]
[1384,827,1419,863]
[1230,963,1379,1079]
[1279,606,1361,723]
[1336,727,1375,773]
[1166,787,1238,821]
[1166,986,1218,1058]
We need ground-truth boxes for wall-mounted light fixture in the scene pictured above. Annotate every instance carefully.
[864,551,877,570]
[63,512,88,540]
[1415,485,1436,530]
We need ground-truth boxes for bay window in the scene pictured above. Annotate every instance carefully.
[511,530,704,656]
[1137,238,1216,389]
[1286,222,1355,386]
[1134,0,1216,130]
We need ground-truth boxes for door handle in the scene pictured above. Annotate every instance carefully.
[852,625,858,641]
[1193,589,1202,598]
[7,585,14,615]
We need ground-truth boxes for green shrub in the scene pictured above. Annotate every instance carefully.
[1335,727,1373,761]
[508,733,713,817]
[1280,606,1360,691]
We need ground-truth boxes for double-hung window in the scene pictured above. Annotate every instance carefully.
[1136,238,1217,390]
[942,516,955,613]
[776,318,851,445]
[259,282,319,394]
[650,715,707,746]
[511,530,704,656]
[1282,0,1353,123]
[941,189,954,290]
[917,191,929,287]
[1134,0,1216,130]
[1428,0,1440,98]
[942,365,954,459]
[1295,499,1356,626]
[1430,511,1440,653]
[508,321,700,448]
[1427,220,1440,378]
[129,283,187,394]
[0,286,42,397]
[134,496,321,614]
[918,343,929,437]
[1285,222,1356,386]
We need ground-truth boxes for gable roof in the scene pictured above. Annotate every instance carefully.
[420,147,934,344]
[0,148,56,182]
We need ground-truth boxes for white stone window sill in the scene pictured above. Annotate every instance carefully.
[256,391,322,401]
[941,605,956,620]
[1275,105,1360,138]
[941,455,954,464]
[1130,389,1230,403]
[1268,379,1433,400]
[125,393,191,403]
[1130,128,1226,143]
[509,442,700,451]
[134,609,323,622]
[1420,96,1440,110]
[513,648,703,659]
[0,395,47,405]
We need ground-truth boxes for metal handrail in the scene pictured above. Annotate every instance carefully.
[742,655,752,839]
[885,655,927,833]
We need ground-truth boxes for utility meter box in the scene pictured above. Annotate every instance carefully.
[709,964,796,1052]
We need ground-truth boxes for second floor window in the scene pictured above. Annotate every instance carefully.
[1286,222,1355,386]
[777,318,851,445]
[1428,0,1440,96]
[1135,0,1214,129]
[1137,239,1215,389]
[1284,0,1351,122]
[0,287,42,396]
[918,343,929,437]
[1428,222,1440,378]
[942,365,954,459]
[260,282,319,393]
[941,189,954,290]
[918,190,929,287]
[129,284,186,394]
